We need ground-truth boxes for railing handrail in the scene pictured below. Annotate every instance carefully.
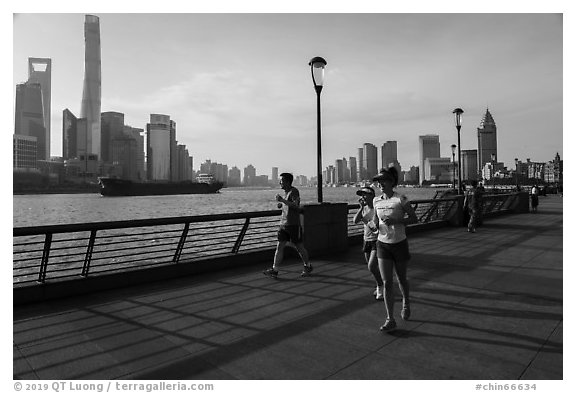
[14,194,515,237]
[14,209,282,236]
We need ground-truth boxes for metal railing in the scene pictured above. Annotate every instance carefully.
[14,194,520,288]
[14,211,281,286]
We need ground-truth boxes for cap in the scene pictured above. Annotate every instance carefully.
[356,187,375,196]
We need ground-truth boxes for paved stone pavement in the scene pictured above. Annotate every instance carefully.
[13,196,563,380]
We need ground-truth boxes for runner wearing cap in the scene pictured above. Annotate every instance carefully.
[371,166,418,332]
[353,186,384,300]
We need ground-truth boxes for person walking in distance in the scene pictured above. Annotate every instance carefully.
[353,187,384,300]
[530,184,539,213]
[263,172,312,278]
[464,180,482,233]
[371,167,418,332]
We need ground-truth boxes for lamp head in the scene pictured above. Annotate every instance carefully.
[309,56,327,88]
[452,107,464,128]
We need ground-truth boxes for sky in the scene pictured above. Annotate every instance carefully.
[10,3,567,180]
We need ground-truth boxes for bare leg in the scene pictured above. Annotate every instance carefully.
[367,251,383,286]
[378,257,395,320]
[273,241,287,270]
[393,258,410,308]
[294,242,310,266]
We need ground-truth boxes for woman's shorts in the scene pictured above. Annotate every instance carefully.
[376,239,411,262]
[278,225,303,243]
[362,240,377,253]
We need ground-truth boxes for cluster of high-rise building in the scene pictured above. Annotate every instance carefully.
[13,15,195,187]
[323,108,562,187]
[14,14,562,190]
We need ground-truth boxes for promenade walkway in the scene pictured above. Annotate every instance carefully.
[13,196,563,380]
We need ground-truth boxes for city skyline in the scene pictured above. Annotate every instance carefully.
[12,10,564,179]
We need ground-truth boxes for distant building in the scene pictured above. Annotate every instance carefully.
[418,135,440,185]
[146,114,173,181]
[100,111,125,164]
[349,157,358,183]
[357,147,365,180]
[544,152,562,184]
[477,108,497,176]
[243,164,256,186]
[362,143,378,180]
[228,166,241,186]
[80,15,102,159]
[13,135,38,170]
[381,141,401,172]
[14,82,46,162]
[271,167,279,185]
[461,149,478,182]
[62,109,79,160]
[403,166,419,184]
[123,125,145,181]
[424,157,451,183]
[27,57,52,159]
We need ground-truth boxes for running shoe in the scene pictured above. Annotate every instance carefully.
[263,268,278,278]
[300,264,313,277]
[379,319,397,332]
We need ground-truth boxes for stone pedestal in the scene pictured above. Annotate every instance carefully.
[302,203,349,257]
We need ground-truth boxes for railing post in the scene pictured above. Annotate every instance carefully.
[232,218,250,254]
[37,233,52,283]
[173,223,190,263]
[81,230,97,277]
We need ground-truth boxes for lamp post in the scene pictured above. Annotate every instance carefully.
[451,144,457,189]
[491,153,496,189]
[515,158,519,189]
[452,108,463,194]
[309,56,327,203]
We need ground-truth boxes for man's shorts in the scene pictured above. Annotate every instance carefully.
[278,225,303,243]
[376,239,411,262]
[362,240,377,253]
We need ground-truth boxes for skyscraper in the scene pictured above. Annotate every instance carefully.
[363,143,378,180]
[14,82,45,162]
[62,109,78,160]
[477,108,497,177]
[101,112,125,163]
[381,141,398,170]
[349,157,358,183]
[80,15,101,159]
[357,147,364,181]
[147,114,172,181]
[27,58,51,159]
[418,135,440,185]
[461,149,478,182]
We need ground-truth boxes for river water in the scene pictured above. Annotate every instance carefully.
[13,186,441,228]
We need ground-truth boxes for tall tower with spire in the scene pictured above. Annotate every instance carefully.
[80,14,101,159]
[27,58,51,159]
[477,108,497,177]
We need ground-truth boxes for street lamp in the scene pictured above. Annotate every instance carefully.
[515,158,519,189]
[452,108,464,194]
[491,153,496,189]
[451,144,457,189]
[309,56,327,203]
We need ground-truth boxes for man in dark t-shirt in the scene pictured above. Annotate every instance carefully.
[263,172,312,278]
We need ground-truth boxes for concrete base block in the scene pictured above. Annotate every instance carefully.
[302,203,348,258]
